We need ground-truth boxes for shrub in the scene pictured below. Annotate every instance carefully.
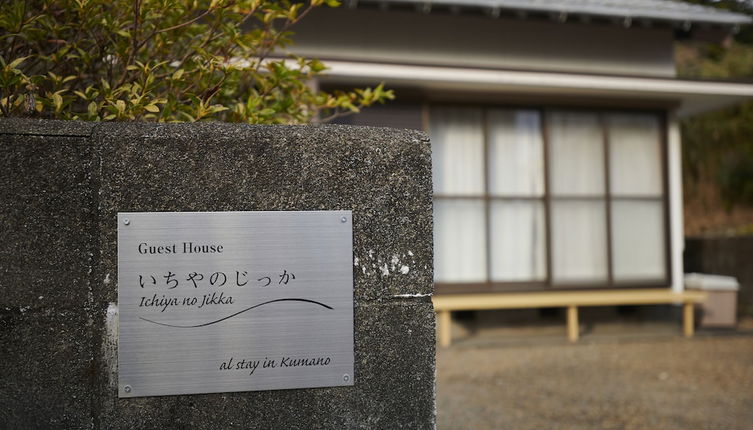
[0,0,393,122]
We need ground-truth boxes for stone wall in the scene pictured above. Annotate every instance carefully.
[0,119,435,429]
[685,236,753,316]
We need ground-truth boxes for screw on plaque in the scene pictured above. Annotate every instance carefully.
[341,216,347,223]
[124,385,132,393]
[123,218,130,225]
[342,374,351,382]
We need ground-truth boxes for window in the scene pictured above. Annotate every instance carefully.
[432,106,668,292]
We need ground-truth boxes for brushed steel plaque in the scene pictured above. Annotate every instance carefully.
[117,211,354,398]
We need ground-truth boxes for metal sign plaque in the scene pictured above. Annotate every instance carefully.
[117,211,354,398]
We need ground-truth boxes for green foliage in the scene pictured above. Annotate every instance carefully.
[677,1,753,208]
[681,97,753,209]
[678,42,753,80]
[718,151,753,206]
[0,0,393,122]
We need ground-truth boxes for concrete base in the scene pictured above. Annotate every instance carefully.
[1,119,435,429]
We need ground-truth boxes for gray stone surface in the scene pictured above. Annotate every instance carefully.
[0,130,98,430]
[1,118,435,429]
[0,135,97,308]
[0,308,94,430]
[0,118,95,137]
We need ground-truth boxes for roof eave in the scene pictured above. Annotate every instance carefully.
[318,60,753,116]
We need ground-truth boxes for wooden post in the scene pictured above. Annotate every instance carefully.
[683,301,695,338]
[438,310,452,347]
[567,305,579,342]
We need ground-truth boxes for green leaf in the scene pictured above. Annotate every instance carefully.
[8,56,29,69]
[208,104,228,114]
[52,93,63,112]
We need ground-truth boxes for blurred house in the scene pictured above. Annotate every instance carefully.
[292,1,753,303]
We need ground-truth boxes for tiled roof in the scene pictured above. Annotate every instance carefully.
[349,0,752,26]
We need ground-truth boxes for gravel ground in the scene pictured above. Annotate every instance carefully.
[437,334,753,429]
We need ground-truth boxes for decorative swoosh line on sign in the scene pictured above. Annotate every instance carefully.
[139,298,334,328]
